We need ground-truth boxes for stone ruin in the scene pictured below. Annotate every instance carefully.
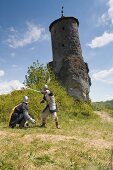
[49,14,91,101]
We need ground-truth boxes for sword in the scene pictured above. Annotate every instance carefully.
[25,87,41,93]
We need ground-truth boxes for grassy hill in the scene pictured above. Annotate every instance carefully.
[0,84,113,169]
[93,100,113,118]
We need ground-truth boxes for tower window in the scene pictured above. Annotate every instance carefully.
[62,27,65,30]
[62,44,64,47]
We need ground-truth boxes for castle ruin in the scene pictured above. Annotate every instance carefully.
[49,10,91,101]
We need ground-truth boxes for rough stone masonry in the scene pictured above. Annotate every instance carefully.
[49,15,91,101]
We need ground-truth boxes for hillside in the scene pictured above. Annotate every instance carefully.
[93,100,113,109]
[0,86,113,169]
[93,100,113,118]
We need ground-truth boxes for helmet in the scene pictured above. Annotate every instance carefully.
[23,96,28,103]
[43,84,48,89]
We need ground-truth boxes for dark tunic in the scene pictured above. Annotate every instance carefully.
[9,103,28,128]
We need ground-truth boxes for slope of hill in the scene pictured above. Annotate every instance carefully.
[93,100,113,109]
[0,87,113,169]
[0,82,93,123]
[93,100,113,118]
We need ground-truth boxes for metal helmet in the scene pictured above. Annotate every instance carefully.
[23,96,29,103]
[43,84,48,89]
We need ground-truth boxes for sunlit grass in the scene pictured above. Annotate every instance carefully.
[0,84,113,169]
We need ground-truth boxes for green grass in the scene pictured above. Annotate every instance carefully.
[0,114,113,170]
[0,84,113,169]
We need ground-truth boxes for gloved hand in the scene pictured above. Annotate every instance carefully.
[31,119,36,124]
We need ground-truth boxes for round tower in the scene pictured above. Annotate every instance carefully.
[49,15,83,74]
[49,9,91,101]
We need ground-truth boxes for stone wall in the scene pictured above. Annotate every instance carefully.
[50,17,83,74]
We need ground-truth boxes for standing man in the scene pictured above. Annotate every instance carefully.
[9,96,36,128]
[40,84,60,129]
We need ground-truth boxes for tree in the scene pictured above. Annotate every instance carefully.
[24,60,50,89]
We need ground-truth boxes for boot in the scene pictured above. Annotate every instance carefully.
[39,119,46,128]
[39,122,46,128]
[55,121,60,129]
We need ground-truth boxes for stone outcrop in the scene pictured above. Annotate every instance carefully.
[58,56,91,100]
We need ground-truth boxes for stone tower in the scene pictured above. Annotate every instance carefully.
[49,9,91,101]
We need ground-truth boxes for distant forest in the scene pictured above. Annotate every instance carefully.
[93,99,113,112]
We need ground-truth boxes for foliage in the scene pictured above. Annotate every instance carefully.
[92,100,113,117]
[24,60,50,89]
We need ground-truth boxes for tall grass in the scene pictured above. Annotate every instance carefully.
[0,79,94,124]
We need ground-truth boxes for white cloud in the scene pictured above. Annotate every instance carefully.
[88,31,113,48]
[88,0,113,48]
[0,80,25,95]
[0,71,24,94]
[10,53,15,57]
[11,65,22,70]
[108,0,113,24]
[91,67,113,84]
[91,94,113,102]
[6,22,49,48]
[98,13,109,26]
[99,0,113,25]
[103,94,113,101]
[12,64,18,68]
[0,70,5,77]
[29,47,35,50]
[9,27,16,32]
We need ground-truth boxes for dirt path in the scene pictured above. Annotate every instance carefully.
[94,111,113,122]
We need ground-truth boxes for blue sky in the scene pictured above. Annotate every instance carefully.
[0,0,113,102]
